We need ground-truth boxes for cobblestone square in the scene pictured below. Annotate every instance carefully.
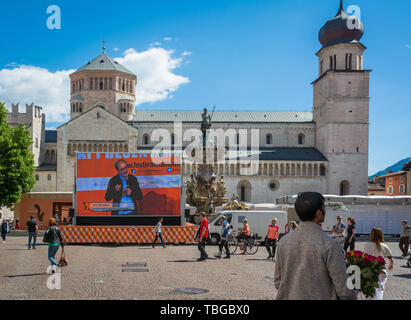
[0,237,410,300]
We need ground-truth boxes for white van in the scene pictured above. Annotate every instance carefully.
[208,210,288,244]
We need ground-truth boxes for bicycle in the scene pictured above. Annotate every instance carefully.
[222,231,239,256]
[232,233,260,255]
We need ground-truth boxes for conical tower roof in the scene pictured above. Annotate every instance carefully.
[72,52,135,76]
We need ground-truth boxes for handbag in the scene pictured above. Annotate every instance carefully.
[59,250,68,267]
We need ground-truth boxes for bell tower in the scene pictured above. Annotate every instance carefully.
[69,45,137,121]
[313,0,371,195]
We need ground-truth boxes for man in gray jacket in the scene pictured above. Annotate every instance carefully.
[274,192,357,300]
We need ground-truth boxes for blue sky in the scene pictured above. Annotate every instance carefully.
[0,0,410,175]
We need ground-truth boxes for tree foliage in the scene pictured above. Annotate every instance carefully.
[0,102,36,208]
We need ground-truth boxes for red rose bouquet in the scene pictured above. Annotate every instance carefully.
[345,250,386,298]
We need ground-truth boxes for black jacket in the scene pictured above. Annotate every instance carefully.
[43,226,64,247]
[105,174,143,215]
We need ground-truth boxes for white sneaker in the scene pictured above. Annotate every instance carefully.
[2,241,4,243]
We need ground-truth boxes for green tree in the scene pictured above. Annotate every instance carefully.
[0,102,36,208]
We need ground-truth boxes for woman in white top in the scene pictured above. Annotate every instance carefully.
[363,228,394,300]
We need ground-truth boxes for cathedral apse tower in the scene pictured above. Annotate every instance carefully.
[69,46,137,121]
[313,0,371,195]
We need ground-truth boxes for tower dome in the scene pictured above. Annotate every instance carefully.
[318,0,364,48]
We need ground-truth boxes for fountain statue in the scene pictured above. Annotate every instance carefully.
[185,108,228,218]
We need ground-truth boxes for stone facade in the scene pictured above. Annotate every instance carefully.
[6,103,45,167]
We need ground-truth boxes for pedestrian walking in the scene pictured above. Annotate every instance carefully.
[399,220,410,258]
[1,219,8,243]
[43,218,65,273]
[26,216,39,250]
[153,218,166,248]
[363,228,394,300]
[266,218,279,260]
[274,192,357,300]
[343,217,356,252]
[197,212,209,261]
[331,215,345,249]
[215,216,231,259]
[288,221,298,233]
[15,219,21,230]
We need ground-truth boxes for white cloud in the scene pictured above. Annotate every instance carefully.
[406,44,411,49]
[115,47,190,105]
[113,47,119,52]
[0,65,74,122]
[0,46,190,122]
[163,37,172,41]
[182,51,192,56]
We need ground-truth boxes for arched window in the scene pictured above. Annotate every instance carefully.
[143,134,150,145]
[46,150,50,161]
[333,54,337,70]
[236,134,240,145]
[320,164,326,176]
[266,134,272,145]
[241,186,246,202]
[339,180,350,196]
[298,134,305,145]
[51,150,56,161]
[171,134,175,145]
[330,56,333,69]
[47,174,51,181]
[35,174,39,181]
[237,180,252,202]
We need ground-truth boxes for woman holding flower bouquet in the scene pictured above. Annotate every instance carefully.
[363,228,394,300]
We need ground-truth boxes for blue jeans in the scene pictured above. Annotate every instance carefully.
[48,245,60,266]
[1,232,6,241]
[153,233,165,247]
[28,232,37,249]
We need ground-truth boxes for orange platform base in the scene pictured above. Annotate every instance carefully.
[60,225,197,244]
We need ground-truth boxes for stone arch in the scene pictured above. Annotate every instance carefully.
[266,134,272,145]
[143,134,150,145]
[237,180,252,202]
[298,133,305,145]
[339,180,350,196]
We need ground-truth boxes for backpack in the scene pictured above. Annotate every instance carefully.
[43,228,53,243]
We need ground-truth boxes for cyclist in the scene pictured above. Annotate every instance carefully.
[238,219,251,255]
[215,216,231,259]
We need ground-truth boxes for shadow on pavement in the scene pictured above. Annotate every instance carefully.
[393,274,411,279]
[167,260,198,263]
[5,273,48,278]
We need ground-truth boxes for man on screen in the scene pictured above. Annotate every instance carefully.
[105,159,143,215]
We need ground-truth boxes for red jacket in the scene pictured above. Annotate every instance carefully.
[199,219,209,239]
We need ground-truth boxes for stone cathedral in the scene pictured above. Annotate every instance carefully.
[7,0,370,204]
